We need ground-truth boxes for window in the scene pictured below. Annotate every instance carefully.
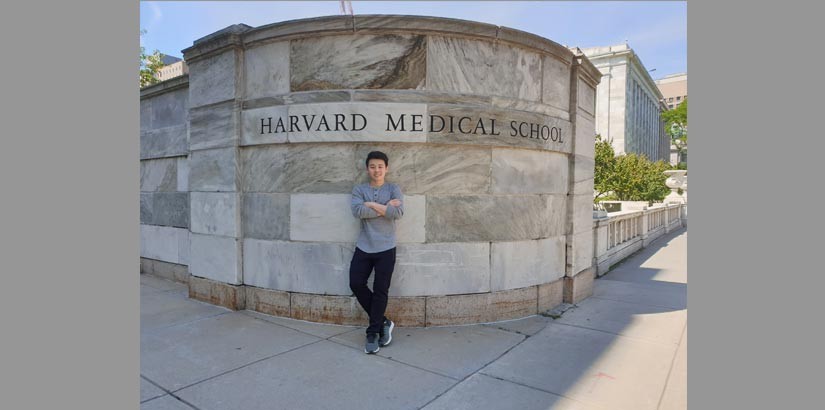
[668,104,673,109]
[668,97,673,102]
[676,96,681,101]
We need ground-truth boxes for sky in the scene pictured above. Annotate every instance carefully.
[140,1,686,80]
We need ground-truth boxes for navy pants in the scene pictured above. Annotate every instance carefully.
[349,247,396,335]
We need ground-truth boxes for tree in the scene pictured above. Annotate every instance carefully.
[594,134,616,201]
[662,99,687,165]
[594,134,672,203]
[140,29,165,88]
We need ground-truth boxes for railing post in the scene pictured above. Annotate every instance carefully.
[641,208,650,246]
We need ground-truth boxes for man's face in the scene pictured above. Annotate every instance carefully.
[367,159,388,183]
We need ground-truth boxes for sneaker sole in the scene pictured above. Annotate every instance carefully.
[380,321,394,347]
[365,346,379,354]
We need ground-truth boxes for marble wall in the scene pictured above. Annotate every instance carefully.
[141,15,602,323]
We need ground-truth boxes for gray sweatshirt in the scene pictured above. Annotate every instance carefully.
[350,182,404,253]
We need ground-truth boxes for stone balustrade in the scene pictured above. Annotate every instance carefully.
[593,203,686,276]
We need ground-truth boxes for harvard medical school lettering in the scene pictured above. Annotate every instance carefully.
[259,112,565,142]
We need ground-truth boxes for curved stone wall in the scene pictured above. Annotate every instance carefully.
[181,15,601,326]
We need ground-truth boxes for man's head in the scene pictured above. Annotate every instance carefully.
[365,151,389,185]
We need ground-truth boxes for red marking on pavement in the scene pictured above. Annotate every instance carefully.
[594,372,616,380]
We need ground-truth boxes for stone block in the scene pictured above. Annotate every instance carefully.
[352,90,490,106]
[392,242,490,297]
[572,155,595,195]
[289,293,368,326]
[427,36,541,101]
[577,77,596,117]
[140,193,153,224]
[151,259,188,284]
[538,279,564,312]
[152,192,190,228]
[283,144,359,193]
[140,99,151,130]
[140,158,178,192]
[491,148,568,194]
[290,34,425,91]
[568,230,595,275]
[426,292,489,326]
[245,286,290,317]
[140,225,186,264]
[140,257,152,274]
[240,145,289,192]
[394,195,425,243]
[189,101,238,150]
[244,40,290,100]
[189,49,238,108]
[426,195,548,242]
[285,103,428,143]
[568,194,594,235]
[140,125,188,160]
[575,113,596,159]
[177,228,190,266]
[543,194,568,238]
[240,105,289,146]
[177,157,189,192]
[426,104,572,154]
[190,192,238,237]
[384,297,426,327]
[490,96,569,121]
[189,233,241,284]
[563,267,594,304]
[188,275,245,310]
[290,193,360,242]
[542,55,572,111]
[490,236,565,291]
[242,193,290,240]
[354,144,491,195]
[242,239,353,295]
[189,148,238,192]
[488,287,538,322]
[150,87,189,129]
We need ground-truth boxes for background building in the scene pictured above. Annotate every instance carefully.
[655,73,687,110]
[155,54,189,82]
[581,44,669,162]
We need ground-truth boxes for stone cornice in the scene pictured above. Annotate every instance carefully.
[189,15,576,66]
[182,24,253,63]
[569,48,602,87]
[140,75,189,100]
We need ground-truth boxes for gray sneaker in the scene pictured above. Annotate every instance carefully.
[379,319,394,346]
[365,333,380,354]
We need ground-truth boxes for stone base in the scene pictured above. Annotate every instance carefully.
[140,257,189,284]
[563,267,595,304]
[189,275,246,310]
[237,280,567,327]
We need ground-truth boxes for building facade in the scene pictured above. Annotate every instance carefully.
[581,44,669,162]
[155,55,189,83]
[655,73,687,110]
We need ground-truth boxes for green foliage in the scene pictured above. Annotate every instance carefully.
[593,134,671,203]
[140,29,166,88]
[594,134,616,201]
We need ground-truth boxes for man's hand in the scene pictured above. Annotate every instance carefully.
[388,199,402,207]
[365,201,387,216]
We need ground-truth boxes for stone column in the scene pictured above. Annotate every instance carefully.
[564,50,601,304]
[182,24,253,309]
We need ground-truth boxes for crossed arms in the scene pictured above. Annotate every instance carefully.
[351,189,404,219]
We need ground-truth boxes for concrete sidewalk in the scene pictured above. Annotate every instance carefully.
[141,228,687,410]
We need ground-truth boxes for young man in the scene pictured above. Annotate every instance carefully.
[349,151,403,354]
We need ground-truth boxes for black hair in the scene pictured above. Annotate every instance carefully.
[365,151,389,167]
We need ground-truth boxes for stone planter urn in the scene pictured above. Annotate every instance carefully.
[663,170,686,204]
